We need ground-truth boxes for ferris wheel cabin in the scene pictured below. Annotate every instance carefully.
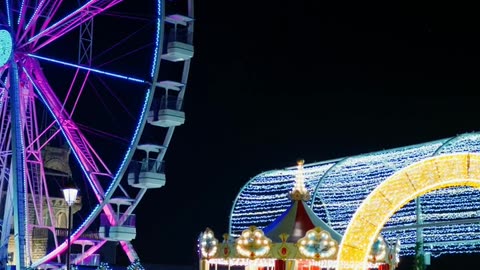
[148,80,186,127]
[98,198,137,242]
[161,14,194,62]
[127,144,166,189]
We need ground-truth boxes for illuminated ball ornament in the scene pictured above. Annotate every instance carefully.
[198,227,219,259]
[297,227,338,260]
[368,235,387,262]
[0,29,13,67]
[236,226,272,259]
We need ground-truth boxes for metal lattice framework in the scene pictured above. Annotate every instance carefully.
[0,0,194,269]
[229,132,480,257]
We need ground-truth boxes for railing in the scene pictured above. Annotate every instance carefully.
[71,252,100,266]
[100,213,136,227]
[166,28,193,45]
[129,158,166,174]
[55,228,102,240]
[152,96,184,111]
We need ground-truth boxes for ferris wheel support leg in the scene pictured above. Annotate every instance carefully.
[0,176,14,267]
[120,241,139,263]
[9,60,28,269]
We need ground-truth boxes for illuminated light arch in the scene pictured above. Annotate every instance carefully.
[337,153,480,270]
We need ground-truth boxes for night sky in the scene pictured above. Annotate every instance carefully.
[130,1,480,269]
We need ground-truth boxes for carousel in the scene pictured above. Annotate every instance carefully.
[197,160,401,270]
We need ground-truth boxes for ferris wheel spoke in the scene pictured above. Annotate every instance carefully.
[5,0,12,27]
[22,60,111,190]
[22,65,109,202]
[0,66,8,79]
[71,239,108,265]
[21,0,122,52]
[15,0,28,32]
[93,23,152,66]
[17,0,62,44]
[22,59,137,266]
[0,87,10,158]
[56,67,87,119]
[23,57,129,222]
[118,188,147,223]
[28,53,150,84]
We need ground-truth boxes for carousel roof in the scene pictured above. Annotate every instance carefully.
[197,160,398,268]
[262,159,342,243]
[263,198,342,243]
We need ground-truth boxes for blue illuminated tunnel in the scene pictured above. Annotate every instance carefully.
[229,132,480,257]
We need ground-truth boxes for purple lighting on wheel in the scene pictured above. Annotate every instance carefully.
[22,0,122,51]
[2,0,188,266]
[22,0,46,32]
[22,60,122,265]
[27,54,149,84]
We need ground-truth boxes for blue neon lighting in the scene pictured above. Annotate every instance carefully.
[27,0,97,43]
[27,54,149,84]
[6,0,12,27]
[17,0,26,25]
[24,0,46,31]
[150,0,162,78]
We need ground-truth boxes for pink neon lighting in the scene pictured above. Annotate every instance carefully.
[8,0,164,264]
[18,0,63,44]
[72,240,107,264]
[20,0,122,52]
[121,241,138,262]
[22,59,135,264]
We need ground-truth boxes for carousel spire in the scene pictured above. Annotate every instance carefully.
[289,159,310,201]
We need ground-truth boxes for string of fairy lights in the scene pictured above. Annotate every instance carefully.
[230,133,480,257]
[230,164,333,229]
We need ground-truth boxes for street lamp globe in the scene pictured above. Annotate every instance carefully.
[62,180,78,270]
[62,181,78,206]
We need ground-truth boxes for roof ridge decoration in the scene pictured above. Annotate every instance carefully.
[289,159,311,201]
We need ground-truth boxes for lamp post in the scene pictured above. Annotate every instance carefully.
[62,181,78,270]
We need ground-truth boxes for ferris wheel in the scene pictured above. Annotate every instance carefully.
[0,0,194,269]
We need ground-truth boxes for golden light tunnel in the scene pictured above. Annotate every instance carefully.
[337,153,480,270]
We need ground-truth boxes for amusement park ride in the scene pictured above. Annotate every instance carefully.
[0,0,194,269]
[200,135,480,270]
[197,160,401,270]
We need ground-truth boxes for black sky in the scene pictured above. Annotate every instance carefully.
[131,1,480,269]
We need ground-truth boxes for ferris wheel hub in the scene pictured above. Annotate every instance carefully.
[0,29,13,67]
